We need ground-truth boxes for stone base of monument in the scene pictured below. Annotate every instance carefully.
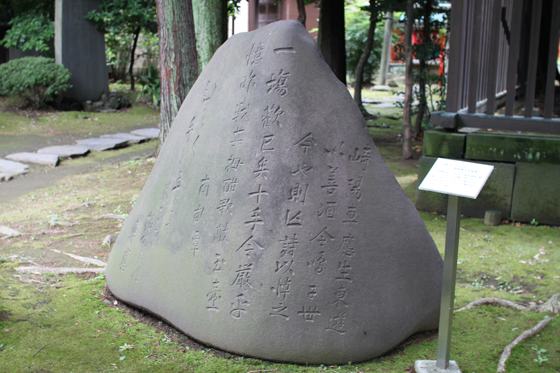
[414,360,462,373]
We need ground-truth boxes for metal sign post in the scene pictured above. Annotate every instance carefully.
[415,158,494,373]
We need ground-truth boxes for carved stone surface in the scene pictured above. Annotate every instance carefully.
[106,21,443,365]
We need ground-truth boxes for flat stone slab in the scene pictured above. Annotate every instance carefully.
[37,145,90,158]
[5,152,59,167]
[415,360,462,373]
[76,138,129,151]
[101,133,150,144]
[0,158,30,175]
[0,173,13,182]
[106,21,443,365]
[130,128,159,139]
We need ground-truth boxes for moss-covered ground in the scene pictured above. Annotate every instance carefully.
[0,90,558,372]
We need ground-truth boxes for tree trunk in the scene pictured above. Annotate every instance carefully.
[353,0,378,115]
[297,0,306,27]
[379,11,393,85]
[413,0,432,137]
[156,0,199,151]
[128,27,141,91]
[402,0,414,159]
[318,0,346,84]
[193,0,228,72]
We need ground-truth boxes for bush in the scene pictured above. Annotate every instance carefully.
[0,57,71,108]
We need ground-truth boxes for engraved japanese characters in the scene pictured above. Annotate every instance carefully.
[106,20,443,364]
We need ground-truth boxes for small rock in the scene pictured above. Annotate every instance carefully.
[0,225,20,237]
[102,235,118,247]
[5,152,59,167]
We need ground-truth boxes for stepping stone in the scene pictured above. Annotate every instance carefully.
[76,138,129,151]
[130,128,159,139]
[101,133,149,144]
[0,173,13,182]
[106,21,443,365]
[0,159,30,176]
[5,152,59,167]
[37,145,90,158]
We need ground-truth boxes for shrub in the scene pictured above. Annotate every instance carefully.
[0,57,71,108]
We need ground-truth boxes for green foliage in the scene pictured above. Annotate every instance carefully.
[0,11,54,53]
[0,57,71,108]
[135,65,161,107]
[86,0,157,83]
[345,1,384,84]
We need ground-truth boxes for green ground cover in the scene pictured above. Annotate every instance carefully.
[0,91,558,372]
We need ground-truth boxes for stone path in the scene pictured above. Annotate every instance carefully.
[0,127,159,182]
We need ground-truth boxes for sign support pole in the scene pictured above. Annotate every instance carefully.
[436,194,462,369]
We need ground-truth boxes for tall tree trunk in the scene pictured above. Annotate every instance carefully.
[156,0,199,151]
[193,0,228,72]
[379,11,393,85]
[128,26,141,91]
[318,0,346,84]
[413,0,432,137]
[402,0,414,159]
[297,0,306,27]
[353,0,378,115]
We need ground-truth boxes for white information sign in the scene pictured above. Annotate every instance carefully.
[418,158,494,199]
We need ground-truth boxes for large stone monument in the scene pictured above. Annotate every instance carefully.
[106,21,443,364]
[54,0,109,102]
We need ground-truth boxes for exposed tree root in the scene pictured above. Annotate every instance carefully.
[455,294,560,314]
[497,317,552,372]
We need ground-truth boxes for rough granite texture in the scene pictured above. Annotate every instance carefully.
[106,21,443,365]
[415,156,514,218]
[511,163,560,226]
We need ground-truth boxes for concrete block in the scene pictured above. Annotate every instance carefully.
[415,360,462,373]
[55,0,109,102]
[511,163,560,225]
[465,133,560,164]
[416,156,515,218]
[423,130,465,159]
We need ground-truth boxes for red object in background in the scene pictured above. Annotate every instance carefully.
[391,28,447,76]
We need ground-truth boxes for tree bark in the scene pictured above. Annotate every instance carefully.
[353,0,378,115]
[379,11,393,85]
[402,0,414,159]
[156,0,199,151]
[128,26,141,91]
[318,0,346,84]
[413,0,432,137]
[297,0,306,27]
[192,0,228,72]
